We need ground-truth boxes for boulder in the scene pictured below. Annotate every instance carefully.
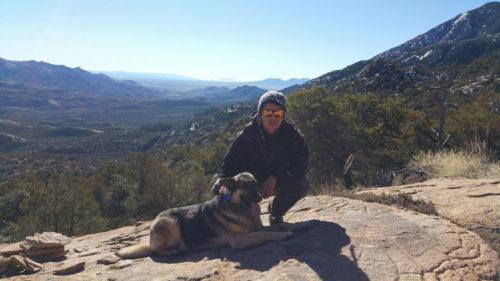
[20,232,71,250]
[19,232,71,262]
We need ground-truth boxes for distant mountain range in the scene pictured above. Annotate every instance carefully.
[0,57,270,127]
[245,78,309,90]
[98,71,309,91]
[286,2,499,96]
[0,58,164,99]
[96,71,200,82]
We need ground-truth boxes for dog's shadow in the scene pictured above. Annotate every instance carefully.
[151,220,369,281]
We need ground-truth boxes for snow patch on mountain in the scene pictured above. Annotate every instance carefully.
[453,12,468,26]
[418,50,433,61]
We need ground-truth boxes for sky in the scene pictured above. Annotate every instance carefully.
[0,0,492,81]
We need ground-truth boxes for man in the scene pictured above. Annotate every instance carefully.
[212,91,310,225]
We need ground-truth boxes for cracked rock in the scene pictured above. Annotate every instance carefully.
[1,186,497,281]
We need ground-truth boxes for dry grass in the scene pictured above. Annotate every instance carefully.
[410,149,500,179]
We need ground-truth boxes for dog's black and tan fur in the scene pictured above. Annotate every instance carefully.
[117,172,306,259]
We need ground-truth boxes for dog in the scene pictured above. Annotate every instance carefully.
[116,172,308,259]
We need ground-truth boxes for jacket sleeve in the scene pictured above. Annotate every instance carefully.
[219,136,248,179]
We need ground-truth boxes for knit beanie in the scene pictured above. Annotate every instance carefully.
[257,91,287,113]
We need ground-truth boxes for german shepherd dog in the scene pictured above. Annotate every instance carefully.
[117,172,307,259]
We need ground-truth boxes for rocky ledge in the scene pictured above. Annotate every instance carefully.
[357,177,500,231]
[1,194,498,280]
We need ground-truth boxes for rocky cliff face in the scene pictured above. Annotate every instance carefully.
[1,178,498,280]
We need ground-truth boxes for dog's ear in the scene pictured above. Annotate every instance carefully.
[219,177,236,192]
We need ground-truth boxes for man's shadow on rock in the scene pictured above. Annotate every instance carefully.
[151,220,369,281]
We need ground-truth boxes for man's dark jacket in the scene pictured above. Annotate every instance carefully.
[220,117,309,184]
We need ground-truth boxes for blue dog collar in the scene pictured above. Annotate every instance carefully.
[222,194,232,202]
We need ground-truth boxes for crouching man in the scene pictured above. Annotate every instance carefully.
[213,91,310,225]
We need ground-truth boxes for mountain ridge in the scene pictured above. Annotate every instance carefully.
[0,58,164,99]
[376,1,500,61]
[286,1,499,95]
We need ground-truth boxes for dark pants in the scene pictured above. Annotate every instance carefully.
[268,176,310,220]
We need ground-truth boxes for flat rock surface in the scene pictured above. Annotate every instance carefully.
[1,195,498,281]
[357,177,500,230]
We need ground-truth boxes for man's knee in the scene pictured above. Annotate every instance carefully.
[279,176,310,198]
[295,176,310,197]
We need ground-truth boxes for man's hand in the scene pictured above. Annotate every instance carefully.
[212,178,222,195]
[260,175,277,198]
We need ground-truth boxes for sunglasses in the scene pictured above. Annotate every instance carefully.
[262,109,284,118]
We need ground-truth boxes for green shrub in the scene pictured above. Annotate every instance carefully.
[288,88,427,186]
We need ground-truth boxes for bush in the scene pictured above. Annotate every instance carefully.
[288,88,428,186]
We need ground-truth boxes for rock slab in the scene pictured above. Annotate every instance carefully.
[21,232,71,250]
[0,195,498,281]
[357,177,500,230]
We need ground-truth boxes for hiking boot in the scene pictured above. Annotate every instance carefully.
[269,216,283,226]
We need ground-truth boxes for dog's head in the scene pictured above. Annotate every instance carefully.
[218,172,262,206]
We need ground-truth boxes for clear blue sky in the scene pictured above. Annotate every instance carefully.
[0,0,492,81]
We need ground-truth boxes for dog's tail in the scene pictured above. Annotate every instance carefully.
[116,244,152,259]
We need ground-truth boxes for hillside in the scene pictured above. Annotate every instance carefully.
[285,2,499,96]
[376,2,500,61]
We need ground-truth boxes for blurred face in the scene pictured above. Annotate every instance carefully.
[261,102,285,135]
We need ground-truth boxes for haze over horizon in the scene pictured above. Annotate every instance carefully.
[0,0,492,81]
